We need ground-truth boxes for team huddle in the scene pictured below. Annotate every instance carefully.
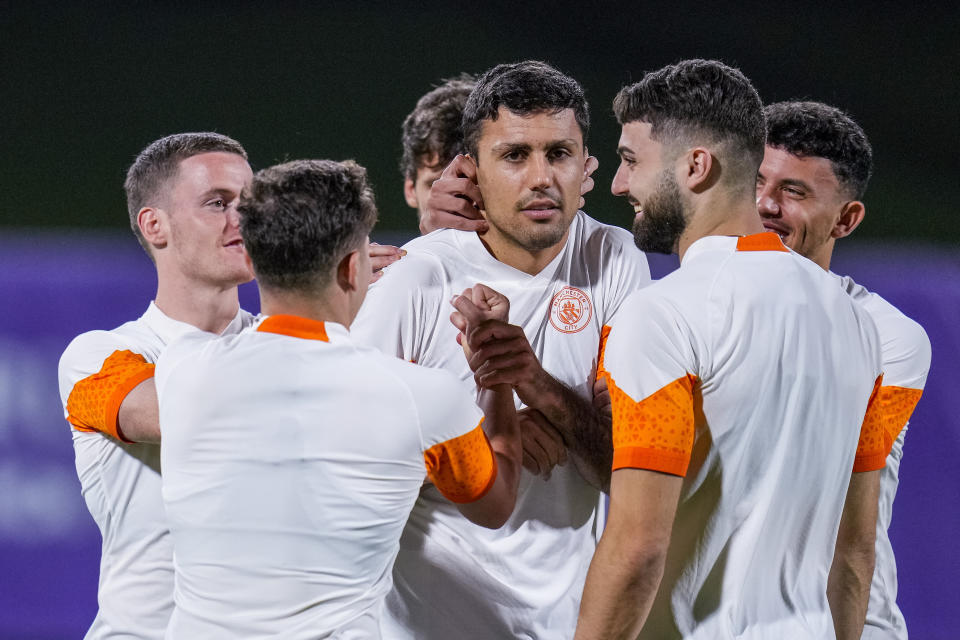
[57,59,929,639]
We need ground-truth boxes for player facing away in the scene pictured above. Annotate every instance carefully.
[574,60,886,640]
[155,159,523,638]
[757,101,931,640]
[57,133,256,639]
[351,61,651,638]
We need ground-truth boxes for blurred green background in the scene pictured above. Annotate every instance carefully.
[2,1,957,244]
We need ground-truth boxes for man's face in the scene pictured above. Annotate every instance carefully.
[611,121,688,254]
[404,155,445,218]
[160,152,254,287]
[474,107,585,253]
[756,146,849,267]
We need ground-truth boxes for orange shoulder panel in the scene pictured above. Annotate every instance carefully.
[853,375,887,472]
[609,373,698,476]
[66,350,155,443]
[423,421,498,504]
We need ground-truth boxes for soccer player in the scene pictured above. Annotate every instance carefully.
[400,73,477,233]
[57,132,256,638]
[575,60,885,640]
[351,61,652,638]
[155,159,522,638]
[758,101,931,640]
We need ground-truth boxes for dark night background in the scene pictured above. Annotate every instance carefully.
[2,2,958,638]
[2,2,958,243]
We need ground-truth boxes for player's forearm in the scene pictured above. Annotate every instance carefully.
[521,374,612,490]
[457,384,521,528]
[827,542,875,640]
[575,528,666,639]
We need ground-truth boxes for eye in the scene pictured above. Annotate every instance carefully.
[206,198,227,209]
[549,147,572,160]
[783,187,804,197]
[504,150,526,162]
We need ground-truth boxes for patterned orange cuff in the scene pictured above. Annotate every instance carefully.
[66,350,155,443]
[424,421,498,504]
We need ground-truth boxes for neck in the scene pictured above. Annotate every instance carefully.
[259,286,352,328]
[154,273,241,334]
[677,188,765,261]
[477,226,570,276]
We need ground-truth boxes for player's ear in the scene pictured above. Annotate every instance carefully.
[832,201,865,239]
[137,207,167,250]
[337,249,361,293]
[403,178,418,209]
[684,147,714,192]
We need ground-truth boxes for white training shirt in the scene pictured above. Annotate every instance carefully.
[156,314,496,640]
[351,211,652,639]
[57,301,252,640]
[834,274,930,640]
[602,233,884,640]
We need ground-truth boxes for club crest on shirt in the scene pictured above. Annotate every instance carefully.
[550,286,593,334]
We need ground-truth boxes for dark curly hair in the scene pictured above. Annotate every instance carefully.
[400,73,476,181]
[461,61,589,159]
[238,159,378,291]
[765,101,873,200]
[613,59,765,187]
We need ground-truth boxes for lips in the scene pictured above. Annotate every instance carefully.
[519,199,561,220]
[223,238,244,249]
[761,221,789,239]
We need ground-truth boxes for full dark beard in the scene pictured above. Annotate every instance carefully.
[632,171,687,254]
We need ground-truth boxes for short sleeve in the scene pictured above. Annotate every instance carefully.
[602,293,699,477]
[58,332,155,442]
[399,362,494,503]
[351,250,447,363]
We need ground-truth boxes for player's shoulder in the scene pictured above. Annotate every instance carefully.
[375,232,459,286]
[835,274,931,367]
[577,211,640,251]
[59,316,157,373]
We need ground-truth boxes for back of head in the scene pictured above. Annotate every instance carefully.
[461,60,589,158]
[765,101,873,200]
[238,159,378,292]
[124,132,247,254]
[400,73,477,181]
[613,59,765,190]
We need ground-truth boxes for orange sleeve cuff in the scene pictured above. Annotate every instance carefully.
[66,350,155,443]
[878,385,924,453]
[609,373,697,477]
[853,375,886,473]
[424,421,498,503]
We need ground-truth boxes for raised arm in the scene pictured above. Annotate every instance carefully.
[448,284,522,528]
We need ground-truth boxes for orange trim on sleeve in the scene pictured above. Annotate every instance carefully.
[853,375,886,472]
[256,314,329,342]
[596,324,612,379]
[608,373,698,476]
[423,421,498,503]
[66,350,155,443]
[736,232,789,252]
[878,385,924,455]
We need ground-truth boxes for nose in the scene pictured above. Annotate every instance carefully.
[611,163,628,196]
[225,203,241,228]
[756,186,779,217]
[528,155,551,191]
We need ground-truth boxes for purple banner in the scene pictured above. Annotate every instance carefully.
[1,231,956,638]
